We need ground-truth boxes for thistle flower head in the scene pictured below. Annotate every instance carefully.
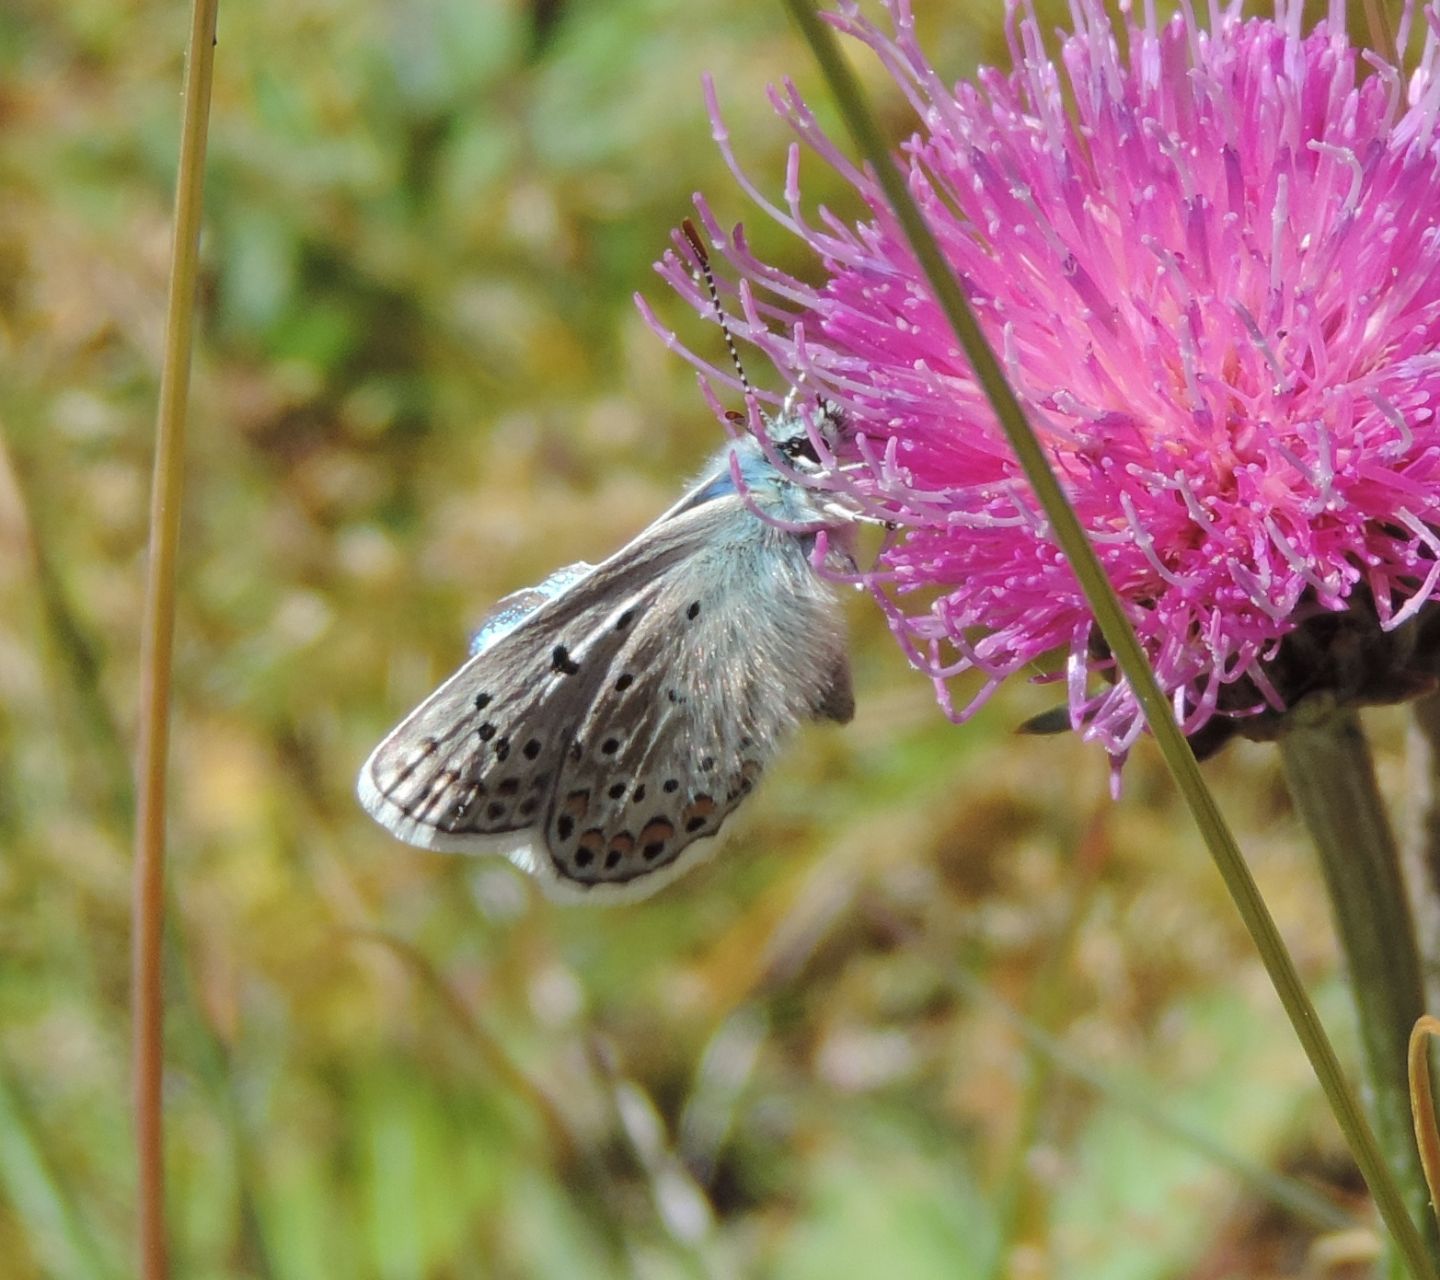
[650,0,1440,760]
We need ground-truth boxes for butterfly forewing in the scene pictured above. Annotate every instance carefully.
[359,507,713,853]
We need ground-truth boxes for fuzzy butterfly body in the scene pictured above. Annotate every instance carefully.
[358,407,856,902]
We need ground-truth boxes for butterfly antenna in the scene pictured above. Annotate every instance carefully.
[681,219,754,402]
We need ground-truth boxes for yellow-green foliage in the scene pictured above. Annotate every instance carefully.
[0,1,1378,1275]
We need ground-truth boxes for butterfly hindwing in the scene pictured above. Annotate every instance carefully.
[541,500,850,895]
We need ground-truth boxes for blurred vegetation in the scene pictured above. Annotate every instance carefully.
[0,0,1409,1275]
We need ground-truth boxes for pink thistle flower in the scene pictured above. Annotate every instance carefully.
[649,0,1440,762]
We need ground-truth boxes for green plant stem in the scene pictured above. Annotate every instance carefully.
[778,2,1436,1273]
[1278,706,1440,1264]
[0,1061,120,1280]
[133,3,219,1278]
[1406,693,1440,994]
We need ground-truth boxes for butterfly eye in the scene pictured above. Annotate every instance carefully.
[779,434,821,465]
[777,399,847,464]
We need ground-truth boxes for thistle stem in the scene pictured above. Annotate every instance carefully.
[1277,705,1440,1264]
[1405,693,1440,995]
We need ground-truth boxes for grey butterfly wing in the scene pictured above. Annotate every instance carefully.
[540,499,851,898]
[358,492,851,902]
[358,513,704,859]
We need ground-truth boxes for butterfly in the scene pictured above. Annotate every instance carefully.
[356,401,859,902]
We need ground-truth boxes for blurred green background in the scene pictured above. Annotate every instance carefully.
[0,0,1401,1275]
